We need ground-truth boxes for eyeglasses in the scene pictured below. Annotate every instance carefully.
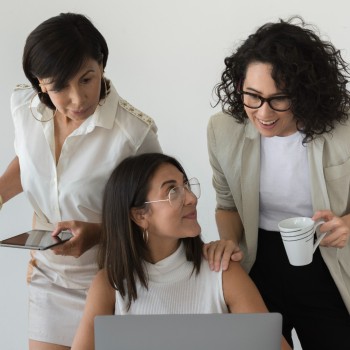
[144,177,201,209]
[239,91,291,112]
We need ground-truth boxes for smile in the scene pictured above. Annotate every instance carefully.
[257,118,277,126]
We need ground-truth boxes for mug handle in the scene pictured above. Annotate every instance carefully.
[313,220,327,253]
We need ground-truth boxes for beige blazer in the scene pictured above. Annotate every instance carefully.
[207,111,350,313]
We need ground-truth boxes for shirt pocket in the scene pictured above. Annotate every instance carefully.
[324,157,350,215]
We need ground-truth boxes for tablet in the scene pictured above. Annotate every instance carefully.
[0,230,73,250]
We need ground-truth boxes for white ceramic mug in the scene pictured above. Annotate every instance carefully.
[278,217,327,266]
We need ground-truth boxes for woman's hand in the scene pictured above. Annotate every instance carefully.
[51,221,101,257]
[203,239,244,271]
[312,210,350,248]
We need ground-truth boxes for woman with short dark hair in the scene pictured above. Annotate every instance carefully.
[0,13,162,350]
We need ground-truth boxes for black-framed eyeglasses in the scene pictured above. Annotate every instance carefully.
[239,91,292,112]
[144,177,201,209]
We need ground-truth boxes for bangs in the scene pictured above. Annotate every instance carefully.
[37,44,89,90]
[31,27,103,89]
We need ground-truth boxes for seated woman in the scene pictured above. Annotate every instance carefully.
[71,153,291,350]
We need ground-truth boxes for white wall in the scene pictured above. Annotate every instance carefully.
[0,0,349,348]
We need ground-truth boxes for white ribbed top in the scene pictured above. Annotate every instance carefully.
[115,243,228,314]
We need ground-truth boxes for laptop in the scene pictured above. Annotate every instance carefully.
[94,313,282,350]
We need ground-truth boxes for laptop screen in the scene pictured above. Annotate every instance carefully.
[95,313,282,350]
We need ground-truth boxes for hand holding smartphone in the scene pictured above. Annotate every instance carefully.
[0,230,73,250]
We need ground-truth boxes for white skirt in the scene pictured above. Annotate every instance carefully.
[28,261,89,346]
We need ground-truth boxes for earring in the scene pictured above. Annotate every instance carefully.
[30,92,57,122]
[142,229,149,244]
[98,76,108,106]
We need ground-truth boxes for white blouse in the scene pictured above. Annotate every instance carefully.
[11,83,162,289]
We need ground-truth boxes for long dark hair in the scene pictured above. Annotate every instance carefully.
[23,12,110,110]
[99,153,204,310]
[215,16,350,143]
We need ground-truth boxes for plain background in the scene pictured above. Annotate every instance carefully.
[0,1,349,349]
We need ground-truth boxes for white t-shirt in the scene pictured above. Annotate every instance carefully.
[259,132,313,231]
[115,243,228,315]
[11,83,162,289]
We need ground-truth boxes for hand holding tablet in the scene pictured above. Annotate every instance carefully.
[0,230,73,250]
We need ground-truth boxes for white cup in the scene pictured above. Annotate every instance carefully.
[278,217,327,266]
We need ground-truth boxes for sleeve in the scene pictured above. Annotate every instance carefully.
[136,124,163,155]
[10,87,32,157]
[207,115,237,211]
[116,98,163,155]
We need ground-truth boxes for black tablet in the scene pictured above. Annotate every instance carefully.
[0,230,73,250]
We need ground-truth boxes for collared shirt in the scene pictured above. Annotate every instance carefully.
[11,83,162,288]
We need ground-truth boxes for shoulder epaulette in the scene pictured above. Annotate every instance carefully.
[119,99,153,126]
[14,84,32,90]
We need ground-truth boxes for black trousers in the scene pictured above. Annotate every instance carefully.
[249,228,350,350]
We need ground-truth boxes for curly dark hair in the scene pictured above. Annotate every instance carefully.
[215,16,350,143]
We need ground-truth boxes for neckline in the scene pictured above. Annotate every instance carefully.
[145,243,190,283]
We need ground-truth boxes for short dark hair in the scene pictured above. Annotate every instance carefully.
[215,16,350,143]
[99,153,204,310]
[23,13,109,109]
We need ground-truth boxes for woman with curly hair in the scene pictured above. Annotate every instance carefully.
[206,16,350,349]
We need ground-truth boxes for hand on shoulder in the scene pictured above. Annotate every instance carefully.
[203,239,244,272]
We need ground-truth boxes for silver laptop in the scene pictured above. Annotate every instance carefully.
[94,313,282,350]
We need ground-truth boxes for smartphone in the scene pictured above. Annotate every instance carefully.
[0,230,73,250]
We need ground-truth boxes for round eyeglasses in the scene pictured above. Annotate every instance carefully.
[144,177,201,209]
[239,91,291,112]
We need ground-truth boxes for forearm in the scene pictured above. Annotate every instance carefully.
[0,156,23,203]
[215,209,243,244]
